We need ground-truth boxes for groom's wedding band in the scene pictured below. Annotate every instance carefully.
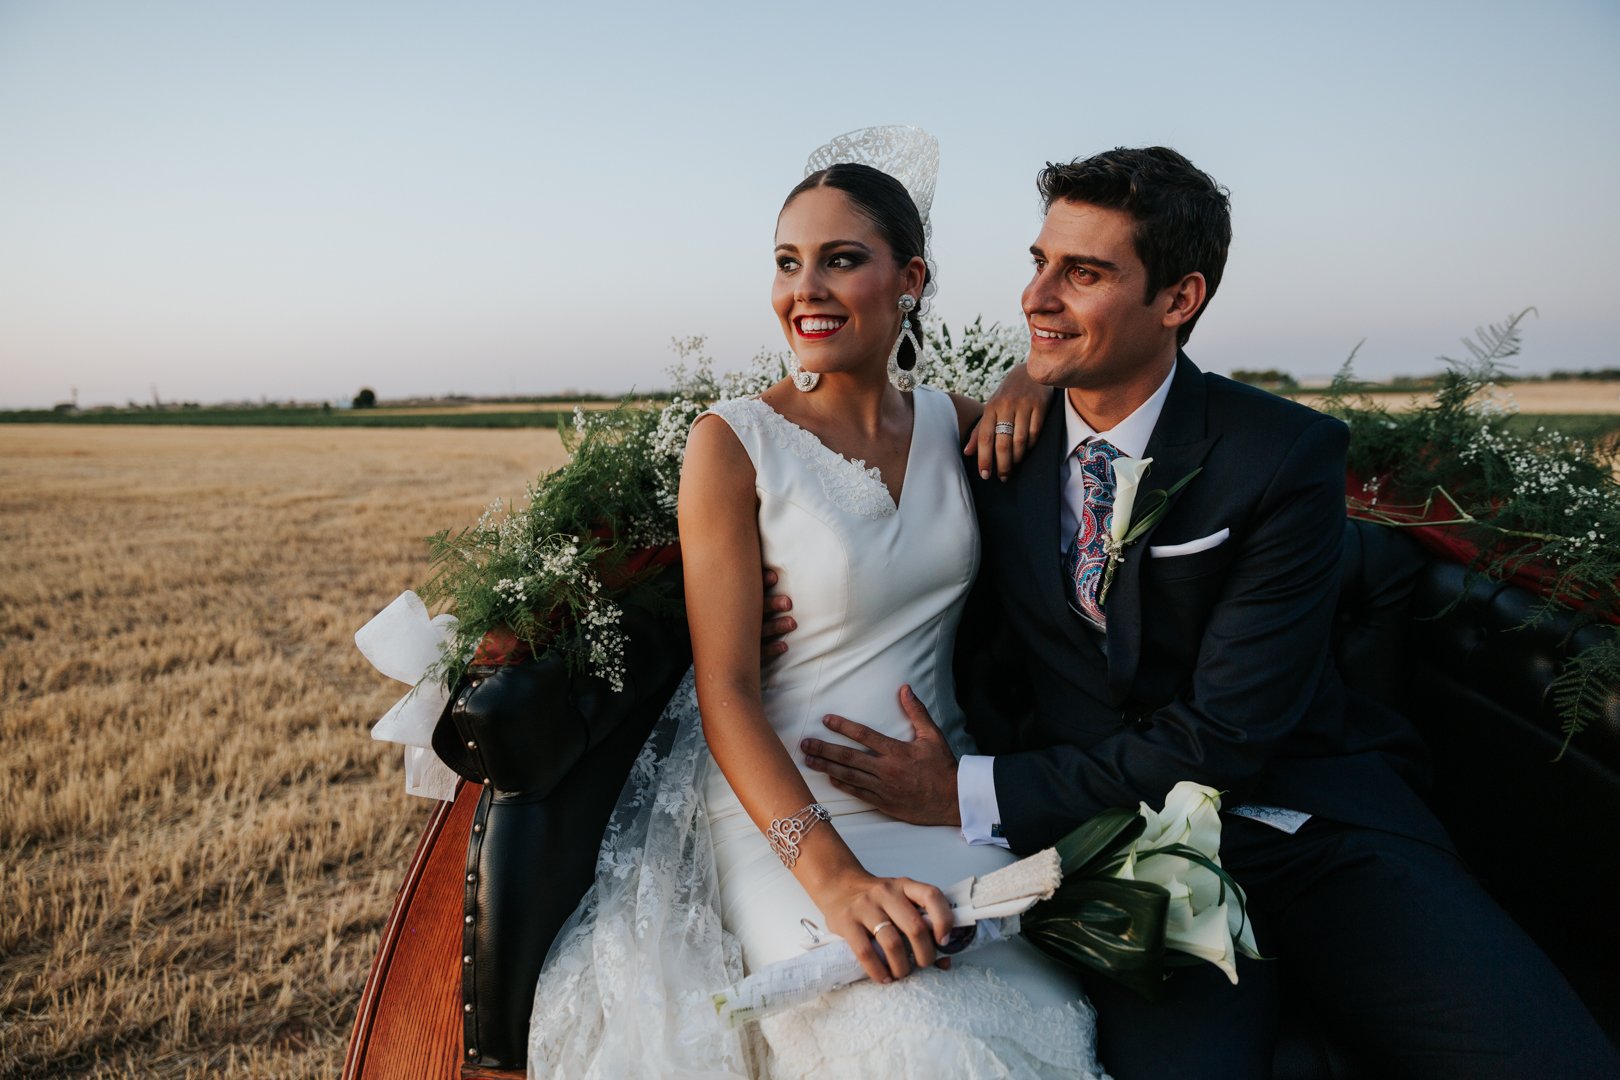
[993,421,1015,436]
[871,921,894,936]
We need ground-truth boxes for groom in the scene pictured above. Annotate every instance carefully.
[797,147,1618,1077]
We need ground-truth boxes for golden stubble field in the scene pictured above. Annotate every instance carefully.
[0,425,568,1078]
[1293,379,1620,414]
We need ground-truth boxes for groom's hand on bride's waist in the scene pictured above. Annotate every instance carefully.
[760,568,794,662]
[802,685,961,827]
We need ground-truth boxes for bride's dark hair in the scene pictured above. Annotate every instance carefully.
[783,163,929,371]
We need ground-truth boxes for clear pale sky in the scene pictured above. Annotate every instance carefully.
[2,0,1616,408]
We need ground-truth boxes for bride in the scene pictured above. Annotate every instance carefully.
[529,140,1107,1078]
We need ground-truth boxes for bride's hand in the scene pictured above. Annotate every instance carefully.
[965,362,1053,482]
[812,869,954,985]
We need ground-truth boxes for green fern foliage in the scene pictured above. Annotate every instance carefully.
[419,339,784,689]
[1551,632,1620,756]
[1322,309,1620,749]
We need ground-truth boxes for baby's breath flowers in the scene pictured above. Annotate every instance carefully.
[924,316,1026,402]
[419,339,784,690]
[1324,309,1620,749]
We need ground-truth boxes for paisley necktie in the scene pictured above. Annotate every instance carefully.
[1064,438,1121,627]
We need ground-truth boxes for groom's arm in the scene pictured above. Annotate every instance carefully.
[991,416,1349,853]
[799,531,1034,835]
[952,568,1037,845]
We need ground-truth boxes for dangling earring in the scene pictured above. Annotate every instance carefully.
[787,351,819,392]
[887,294,924,392]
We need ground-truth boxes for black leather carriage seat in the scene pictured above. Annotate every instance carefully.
[1275,521,1620,1078]
[444,521,1618,1074]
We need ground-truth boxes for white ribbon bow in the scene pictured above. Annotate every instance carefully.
[354,590,463,801]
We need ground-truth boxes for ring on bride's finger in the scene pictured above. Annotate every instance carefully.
[870,921,894,936]
[993,421,1015,436]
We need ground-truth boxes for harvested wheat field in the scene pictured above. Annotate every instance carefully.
[1294,379,1620,414]
[0,425,567,1079]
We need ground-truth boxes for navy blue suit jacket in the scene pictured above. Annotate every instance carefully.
[964,352,1446,854]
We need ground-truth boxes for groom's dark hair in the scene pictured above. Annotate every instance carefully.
[1038,148,1230,346]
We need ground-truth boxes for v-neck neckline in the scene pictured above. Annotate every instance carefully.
[752,392,922,512]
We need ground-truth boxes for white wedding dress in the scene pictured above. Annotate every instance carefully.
[528,387,1106,1079]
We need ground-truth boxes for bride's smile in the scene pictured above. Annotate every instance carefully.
[773,184,923,380]
[793,314,847,338]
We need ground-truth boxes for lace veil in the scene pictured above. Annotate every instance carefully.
[528,671,756,1077]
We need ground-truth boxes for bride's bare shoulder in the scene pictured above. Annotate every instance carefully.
[681,409,756,511]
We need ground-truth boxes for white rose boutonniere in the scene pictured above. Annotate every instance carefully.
[1099,459,1204,605]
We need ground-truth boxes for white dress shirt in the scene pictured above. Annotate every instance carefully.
[958,365,1308,846]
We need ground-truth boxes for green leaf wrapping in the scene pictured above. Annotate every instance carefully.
[1032,811,1169,998]
[1052,808,1144,875]
[1020,878,1171,1000]
[1027,802,1263,997]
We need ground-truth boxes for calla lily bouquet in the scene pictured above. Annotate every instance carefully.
[712,782,1258,1025]
[1027,780,1258,995]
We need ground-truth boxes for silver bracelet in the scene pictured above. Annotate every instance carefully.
[766,802,831,869]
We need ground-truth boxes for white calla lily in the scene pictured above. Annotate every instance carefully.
[1097,457,1205,607]
[1155,780,1224,859]
[1110,456,1154,545]
[1117,781,1255,984]
[1174,901,1243,982]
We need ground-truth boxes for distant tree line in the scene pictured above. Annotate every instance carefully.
[1230,367,1620,394]
[1230,369,1300,392]
[1504,368,1620,382]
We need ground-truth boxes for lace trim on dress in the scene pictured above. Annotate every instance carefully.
[757,961,1107,1079]
[707,398,897,520]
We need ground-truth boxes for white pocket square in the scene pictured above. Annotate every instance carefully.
[1149,527,1230,559]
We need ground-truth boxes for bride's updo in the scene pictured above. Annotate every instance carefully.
[782,163,930,372]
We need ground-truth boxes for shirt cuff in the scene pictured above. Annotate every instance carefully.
[957,755,1010,848]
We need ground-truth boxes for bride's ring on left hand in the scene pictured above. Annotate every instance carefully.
[993,421,1015,436]
[870,921,893,936]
